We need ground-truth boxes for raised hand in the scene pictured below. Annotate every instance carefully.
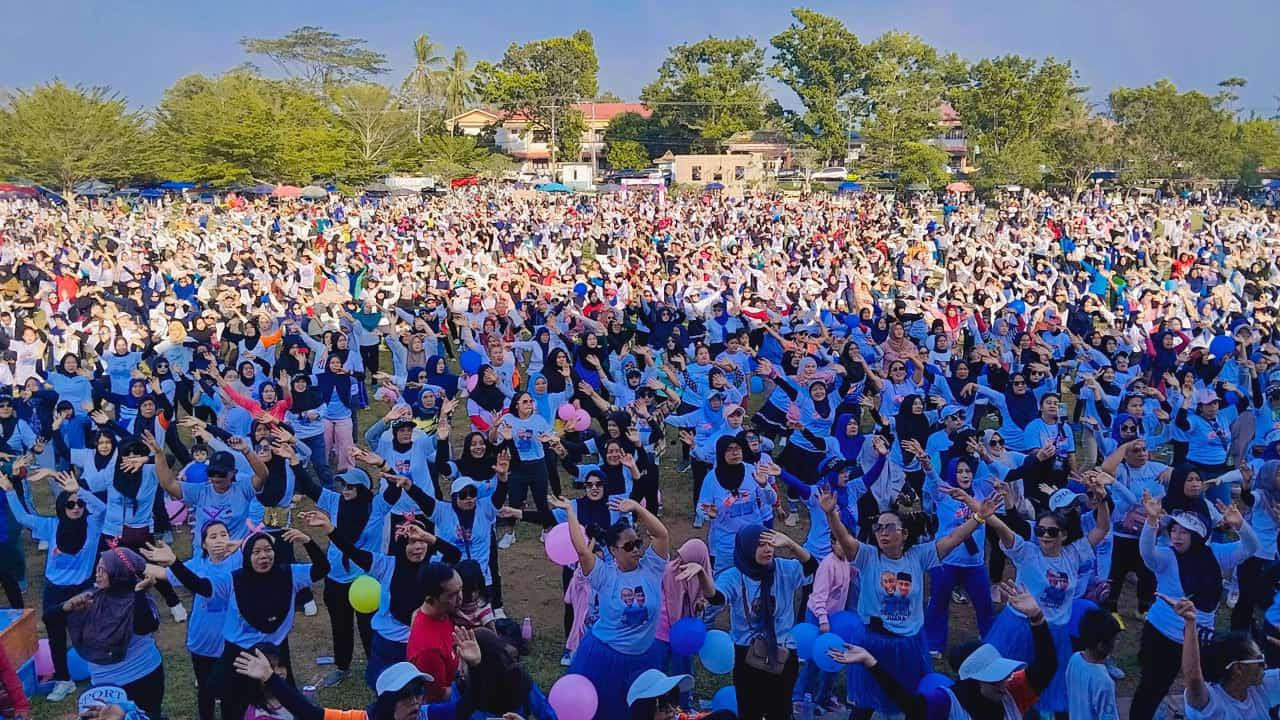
[609,498,641,514]
[497,506,523,520]
[1215,500,1244,530]
[280,528,310,545]
[998,581,1042,618]
[233,649,275,682]
[1142,489,1164,520]
[141,541,176,567]
[817,486,838,514]
[547,495,571,511]
[297,510,334,534]
[140,430,161,454]
[675,562,704,581]
[761,530,791,549]
[827,643,877,667]
[1157,593,1198,622]
[454,626,482,666]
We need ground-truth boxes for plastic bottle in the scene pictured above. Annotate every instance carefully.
[521,616,533,642]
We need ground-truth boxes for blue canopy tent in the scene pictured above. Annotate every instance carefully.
[704,182,725,191]
[535,182,572,193]
[245,184,275,196]
[1089,170,1118,181]
[1265,178,1280,189]
[139,188,166,199]
[836,181,863,194]
[36,186,66,205]
[158,181,196,191]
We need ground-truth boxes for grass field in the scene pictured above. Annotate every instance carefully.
[29,372,1193,719]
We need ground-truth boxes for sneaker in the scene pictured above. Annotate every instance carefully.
[47,679,77,702]
[991,586,1002,604]
[540,529,548,543]
[784,513,799,528]
[38,540,48,551]
[929,650,943,661]
[676,461,692,473]
[303,600,318,617]
[1227,587,1240,609]
[1106,659,1126,680]
[952,589,968,605]
[560,649,572,666]
[319,668,350,688]
[692,516,704,529]
[170,603,188,623]
[821,696,846,713]
[498,532,516,549]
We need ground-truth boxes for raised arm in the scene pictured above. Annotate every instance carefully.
[934,487,999,560]
[548,495,596,575]
[612,498,669,559]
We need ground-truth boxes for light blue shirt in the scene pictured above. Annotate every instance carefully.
[209,564,315,647]
[852,542,941,636]
[586,547,666,655]
[713,558,806,647]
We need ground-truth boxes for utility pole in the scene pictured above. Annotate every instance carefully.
[550,104,558,169]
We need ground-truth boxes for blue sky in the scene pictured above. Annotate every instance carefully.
[2,0,1277,116]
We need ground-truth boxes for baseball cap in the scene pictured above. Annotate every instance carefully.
[207,451,236,476]
[78,686,129,714]
[723,403,745,418]
[1171,511,1208,539]
[957,643,1026,682]
[451,477,481,495]
[391,418,416,432]
[627,669,694,706]
[1048,488,1085,511]
[337,468,371,489]
[1194,388,1220,406]
[941,405,965,420]
[375,661,433,696]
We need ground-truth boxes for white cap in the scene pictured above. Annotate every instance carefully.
[1048,488,1085,511]
[451,476,481,495]
[958,644,1026,682]
[626,669,694,706]
[1171,511,1208,539]
[375,661,433,696]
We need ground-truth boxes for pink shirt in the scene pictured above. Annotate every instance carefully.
[806,553,852,627]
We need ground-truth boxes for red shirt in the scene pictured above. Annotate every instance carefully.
[407,610,457,702]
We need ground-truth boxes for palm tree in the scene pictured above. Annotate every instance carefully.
[402,34,444,141]
[437,46,474,126]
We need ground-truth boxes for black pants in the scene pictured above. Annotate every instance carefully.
[562,565,574,638]
[691,459,711,511]
[732,645,800,720]
[1105,535,1157,613]
[42,580,92,681]
[192,652,218,720]
[987,513,1029,582]
[507,459,551,520]
[360,344,381,377]
[488,532,504,610]
[1129,621,1184,720]
[123,664,165,719]
[630,464,659,513]
[0,568,22,608]
[1232,555,1275,631]
[324,578,374,672]
[544,452,563,498]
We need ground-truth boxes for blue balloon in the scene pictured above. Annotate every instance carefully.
[66,648,90,682]
[1208,335,1236,359]
[917,672,954,694]
[812,632,845,673]
[749,374,765,394]
[792,622,820,660]
[698,629,735,674]
[711,686,738,713]
[829,611,859,642]
[669,617,708,656]
[573,282,588,296]
[459,350,484,375]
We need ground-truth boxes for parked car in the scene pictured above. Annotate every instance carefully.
[811,166,849,181]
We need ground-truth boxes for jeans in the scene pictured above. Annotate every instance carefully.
[924,563,995,652]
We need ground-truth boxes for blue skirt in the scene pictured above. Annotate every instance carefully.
[984,607,1074,712]
[844,623,930,713]
[568,631,665,719]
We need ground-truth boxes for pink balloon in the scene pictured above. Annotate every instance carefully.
[35,638,53,679]
[557,403,578,422]
[544,522,584,566]
[548,673,598,720]
[571,410,591,432]
[465,375,478,392]
[165,499,189,525]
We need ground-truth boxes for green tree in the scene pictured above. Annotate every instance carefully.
[641,36,768,152]
[858,33,952,174]
[1046,105,1118,195]
[241,26,388,90]
[1233,118,1280,185]
[401,34,445,141]
[329,82,409,178]
[0,81,144,196]
[769,9,867,163]
[895,141,950,191]
[975,138,1049,191]
[439,47,475,122]
[1108,79,1236,179]
[595,90,624,103]
[413,133,496,178]
[605,111,691,158]
[950,55,1080,157]
[473,30,598,161]
[606,140,650,170]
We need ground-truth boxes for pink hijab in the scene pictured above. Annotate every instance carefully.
[656,538,712,642]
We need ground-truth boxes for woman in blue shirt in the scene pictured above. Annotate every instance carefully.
[692,524,819,720]
[552,492,671,720]
[146,527,330,720]
[1,469,104,702]
[923,455,998,653]
[697,435,776,574]
[493,391,552,550]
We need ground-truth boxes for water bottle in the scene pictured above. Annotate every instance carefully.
[521,616,533,642]
[302,685,318,704]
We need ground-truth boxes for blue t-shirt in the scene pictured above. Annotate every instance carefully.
[210,564,314,647]
[852,543,941,636]
[925,475,990,568]
[431,500,498,584]
[6,490,103,587]
[182,474,258,541]
[697,473,775,575]
[102,466,160,537]
[499,413,552,462]
[1176,414,1232,466]
[317,489,394,584]
[1022,418,1075,464]
[713,558,806,647]
[586,547,666,655]
[367,554,409,641]
[1005,537,1092,626]
[88,631,162,687]
[169,553,241,657]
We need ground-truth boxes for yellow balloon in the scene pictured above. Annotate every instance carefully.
[349,574,381,614]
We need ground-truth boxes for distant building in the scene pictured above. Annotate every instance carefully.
[927,102,972,174]
[448,103,652,172]
[725,131,792,172]
[655,151,766,189]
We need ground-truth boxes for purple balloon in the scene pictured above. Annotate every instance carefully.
[544,522,584,565]
[548,673,598,720]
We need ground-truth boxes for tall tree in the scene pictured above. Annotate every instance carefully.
[1108,79,1236,180]
[0,81,144,196]
[769,9,867,163]
[1232,118,1280,185]
[401,34,445,141]
[241,26,388,90]
[473,30,598,161]
[439,47,475,122]
[329,83,409,178]
[606,140,650,170]
[858,33,954,173]
[1046,104,1118,195]
[895,141,951,191]
[641,36,768,152]
[950,55,1079,157]
[605,111,691,158]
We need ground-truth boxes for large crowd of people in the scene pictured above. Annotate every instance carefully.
[0,182,1278,720]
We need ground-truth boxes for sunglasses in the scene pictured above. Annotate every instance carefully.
[988,438,1005,447]
[1225,657,1266,671]
[456,488,478,499]
[64,499,85,509]
[617,539,645,553]
[873,523,902,534]
[1011,380,1027,386]
[583,481,604,489]
[1035,525,1062,538]
[1121,424,1138,432]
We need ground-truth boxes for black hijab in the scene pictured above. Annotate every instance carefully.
[574,469,613,542]
[713,435,746,492]
[544,348,571,393]
[233,534,292,634]
[289,374,323,414]
[389,518,432,626]
[732,525,777,653]
[469,365,506,413]
[1173,521,1223,613]
[54,491,89,555]
[456,432,496,480]
[1163,465,1213,527]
